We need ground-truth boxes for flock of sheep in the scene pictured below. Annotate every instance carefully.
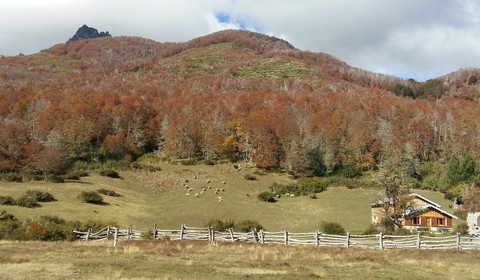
[178,177,227,202]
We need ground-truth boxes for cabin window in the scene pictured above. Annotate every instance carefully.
[436,218,445,226]
[411,217,421,225]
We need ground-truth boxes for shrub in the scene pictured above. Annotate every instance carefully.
[203,159,216,166]
[25,190,56,202]
[180,159,196,166]
[1,173,23,183]
[47,175,65,183]
[257,191,277,203]
[244,174,257,181]
[320,221,346,235]
[16,195,40,208]
[331,163,362,178]
[234,220,264,232]
[0,195,16,206]
[270,178,328,197]
[78,191,104,204]
[0,210,15,221]
[205,219,235,231]
[456,223,469,235]
[0,220,25,240]
[363,224,379,235]
[97,188,121,197]
[65,170,89,180]
[99,169,121,179]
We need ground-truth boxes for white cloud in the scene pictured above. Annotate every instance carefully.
[0,0,479,80]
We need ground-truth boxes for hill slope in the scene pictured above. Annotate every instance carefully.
[0,30,479,175]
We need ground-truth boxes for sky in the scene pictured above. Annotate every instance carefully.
[1,0,480,81]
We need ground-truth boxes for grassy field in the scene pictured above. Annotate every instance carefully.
[0,162,459,233]
[0,240,479,280]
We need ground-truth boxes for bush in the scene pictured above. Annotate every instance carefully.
[1,173,23,182]
[0,220,25,240]
[0,196,16,206]
[320,221,346,235]
[205,219,235,231]
[257,191,277,203]
[244,174,257,181]
[456,223,469,235]
[331,163,362,178]
[99,169,121,179]
[16,195,40,208]
[203,159,216,166]
[0,210,15,221]
[47,175,65,183]
[97,188,121,197]
[234,220,264,232]
[65,170,89,180]
[78,191,104,204]
[270,178,328,197]
[25,190,56,202]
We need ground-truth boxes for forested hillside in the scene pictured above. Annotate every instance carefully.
[1,29,480,189]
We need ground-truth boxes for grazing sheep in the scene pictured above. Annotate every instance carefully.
[206,179,211,184]
[195,193,200,197]
[218,199,223,202]
[207,186,212,189]
[222,181,226,184]
[200,191,204,195]
[285,193,290,197]
[290,194,295,198]
[186,193,190,196]
[220,188,225,192]
[188,188,193,192]
[194,175,197,179]
[184,185,189,189]
[202,187,207,192]
[215,190,219,194]
[217,196,222,200]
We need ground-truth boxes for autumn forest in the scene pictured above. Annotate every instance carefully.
[1,30,480,195]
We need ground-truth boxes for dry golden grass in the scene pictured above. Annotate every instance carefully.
[0,240,479,279]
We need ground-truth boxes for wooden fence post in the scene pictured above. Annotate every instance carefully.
[228,228,235,242]
[284,231,289,246]
[379,232,384,250]
[251,229,257,243]
[106,226,110,240]
[456,233,461,251]
[259,230,265,244]
[345,232,350,248]
[180,224,185,240]
[153,224,158,240]
[127,226,131,240]
[417,233,421,249]
[113,228,119,248]
[209,227,215,242]
[86,228,91,241]
[315,231,320,246]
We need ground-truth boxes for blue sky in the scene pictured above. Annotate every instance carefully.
[1,0,480,81]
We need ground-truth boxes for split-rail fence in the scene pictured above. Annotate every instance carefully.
[73,224,480,250]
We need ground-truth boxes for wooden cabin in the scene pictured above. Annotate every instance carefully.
[371,193,457,232]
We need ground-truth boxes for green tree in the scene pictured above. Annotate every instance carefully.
[446,155,476,186]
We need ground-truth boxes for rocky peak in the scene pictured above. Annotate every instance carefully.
[66,24,111,44]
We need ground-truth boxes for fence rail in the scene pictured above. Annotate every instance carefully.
[73,225,480,251]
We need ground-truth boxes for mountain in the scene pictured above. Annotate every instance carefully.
[0,29,479,175]
[66,24,111,44]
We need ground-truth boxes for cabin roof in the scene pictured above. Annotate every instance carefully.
[409,193,442,208]
[404,204,458,219]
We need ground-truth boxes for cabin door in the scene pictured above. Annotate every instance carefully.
[426,217,431,227]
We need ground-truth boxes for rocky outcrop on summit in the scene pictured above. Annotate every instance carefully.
[66,24,111,44]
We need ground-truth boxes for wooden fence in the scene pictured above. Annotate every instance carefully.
[73,225,480,250]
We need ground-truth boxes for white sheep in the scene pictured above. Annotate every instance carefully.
[195,193,200,197]
[186,193,190,196]
[206,179,211,184]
